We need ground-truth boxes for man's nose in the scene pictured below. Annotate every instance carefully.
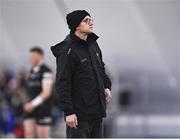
[89,23,93,26]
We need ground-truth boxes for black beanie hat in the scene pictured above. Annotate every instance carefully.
[66,10,90,33]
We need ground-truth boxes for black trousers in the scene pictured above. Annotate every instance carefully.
[66,118,103,138]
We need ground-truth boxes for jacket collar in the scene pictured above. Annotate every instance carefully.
[70,32,99,45]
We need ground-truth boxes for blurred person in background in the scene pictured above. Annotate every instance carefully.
[51,10,112,138]
[10,70,28,138]
[23,47,53,138]
[0,69,16,137]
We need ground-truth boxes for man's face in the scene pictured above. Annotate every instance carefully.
[77,16,93,34]
[29,52,42,66]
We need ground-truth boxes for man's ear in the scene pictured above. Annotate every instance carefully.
[76,26,80,31]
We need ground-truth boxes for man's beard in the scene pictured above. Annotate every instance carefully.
[84,30,93,35]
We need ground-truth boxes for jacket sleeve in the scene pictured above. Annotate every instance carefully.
[55,49,76,116]
[97,44,112,90]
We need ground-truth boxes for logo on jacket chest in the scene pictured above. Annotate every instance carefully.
[81,58,88,63]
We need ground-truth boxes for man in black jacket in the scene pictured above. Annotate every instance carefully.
[51,10,112,138]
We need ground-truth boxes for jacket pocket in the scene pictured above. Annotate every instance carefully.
[81,92,99,108]
[73,94,85,112]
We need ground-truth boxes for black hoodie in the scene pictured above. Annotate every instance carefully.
[51,33,111,121]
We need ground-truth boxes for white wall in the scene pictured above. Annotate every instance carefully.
[0,0,179,75]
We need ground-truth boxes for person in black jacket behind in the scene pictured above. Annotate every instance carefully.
[51,10,112,138]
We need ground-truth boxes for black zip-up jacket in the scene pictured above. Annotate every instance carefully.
[51,33,111,121]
